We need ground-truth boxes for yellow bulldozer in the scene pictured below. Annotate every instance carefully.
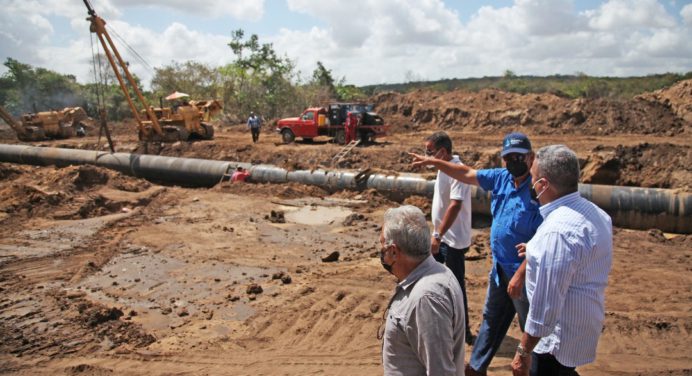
[0,105,90,141]
[140,99,223,141]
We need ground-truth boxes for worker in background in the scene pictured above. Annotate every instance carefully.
[345,111,358,144]
[231,167,250,183]
[76,124,86,137]
[247,111,262,143]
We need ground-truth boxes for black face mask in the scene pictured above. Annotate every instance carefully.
[380,247,394,274]
[506,159,528,178]
[530,185,538,201]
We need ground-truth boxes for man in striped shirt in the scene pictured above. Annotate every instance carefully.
[512,145,613,376]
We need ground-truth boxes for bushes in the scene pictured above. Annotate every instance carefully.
[363,72,692,100]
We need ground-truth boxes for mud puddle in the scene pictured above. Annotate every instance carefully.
[0,211,134,260]
[76,248,278,332]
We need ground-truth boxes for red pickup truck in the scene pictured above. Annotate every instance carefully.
[275,103,388,144]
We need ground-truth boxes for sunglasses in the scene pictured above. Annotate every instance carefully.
[425,148,440,156]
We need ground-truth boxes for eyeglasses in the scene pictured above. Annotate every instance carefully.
[425,148,439,156]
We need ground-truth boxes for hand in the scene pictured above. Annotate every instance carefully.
[430,237,441,255]
[511,352,531,376]
[516,243,527,258]
[408,152,435,168]
[507,271,524,299]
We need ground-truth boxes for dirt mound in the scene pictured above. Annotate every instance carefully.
[372,86,690,136]
[637,79,692,123]
[0,163,153,221]
[581,143,691,190]
[403,195,431,217]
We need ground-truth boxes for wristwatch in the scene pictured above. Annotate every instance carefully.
[432,232,441,240]
[516,344,530,358]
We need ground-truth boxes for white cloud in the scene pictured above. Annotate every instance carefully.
[0,0,690,89]
[0,0,246,87]
[273,0,692,84]
[586,0,676,30]
[74,20,230,85]
[113,0,264,20]
[286,0,463,48]
[682,4,692,25]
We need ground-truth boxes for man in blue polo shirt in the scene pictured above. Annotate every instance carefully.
[410,132,543,376]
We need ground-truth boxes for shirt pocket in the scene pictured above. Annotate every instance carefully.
[511,206,539,239]
[385,311,407,344]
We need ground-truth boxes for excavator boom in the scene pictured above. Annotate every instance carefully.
[83,1,215,143]
[84,0,163,140]
[0,105,28,138]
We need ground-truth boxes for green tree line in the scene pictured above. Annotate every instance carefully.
[362,69,692,99]
[0,30,365,123]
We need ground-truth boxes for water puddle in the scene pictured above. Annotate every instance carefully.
[283,205,353,226]
[0,212,133,259]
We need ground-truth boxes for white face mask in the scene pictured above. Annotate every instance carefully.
[531,178,548,201]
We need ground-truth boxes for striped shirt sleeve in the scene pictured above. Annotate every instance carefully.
[525,229,579,337]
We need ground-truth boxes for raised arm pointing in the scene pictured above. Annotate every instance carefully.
[409,152,480,186]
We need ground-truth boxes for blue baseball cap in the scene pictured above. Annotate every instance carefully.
[501,132,532,157]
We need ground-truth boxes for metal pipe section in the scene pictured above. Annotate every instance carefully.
[0,144,689,234]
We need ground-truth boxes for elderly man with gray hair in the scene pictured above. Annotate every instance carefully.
[379,205,466,376]
[512,145,613,376]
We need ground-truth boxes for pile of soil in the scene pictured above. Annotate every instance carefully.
[372,80,691,136]
[581,143,692,189]
[0,164,152,222]
[637,79,692,123]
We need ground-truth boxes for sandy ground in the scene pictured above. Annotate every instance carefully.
[0,83,691,375]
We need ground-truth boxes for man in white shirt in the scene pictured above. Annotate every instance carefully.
[512,145,613,376]
[425,131,473,344]
[380,205,466,376]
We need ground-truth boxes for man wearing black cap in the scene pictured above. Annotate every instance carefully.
[410,132,543,376]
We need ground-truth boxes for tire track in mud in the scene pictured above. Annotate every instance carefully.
[0,204,164,368]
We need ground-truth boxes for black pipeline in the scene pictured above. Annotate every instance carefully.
[0,144,688,234]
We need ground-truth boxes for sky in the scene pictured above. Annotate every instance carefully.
[1,0,691,88]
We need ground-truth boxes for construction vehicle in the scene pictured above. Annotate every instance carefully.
[140,99,223,141]
[83,0,216,142]
[0,105,89,141]
[276,102,388,144]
